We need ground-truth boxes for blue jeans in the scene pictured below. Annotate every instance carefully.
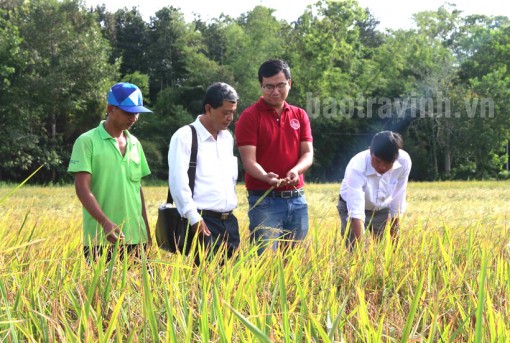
[248,194,309,255]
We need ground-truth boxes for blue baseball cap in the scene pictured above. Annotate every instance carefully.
[107,82,152,113]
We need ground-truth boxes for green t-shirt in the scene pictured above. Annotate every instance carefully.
[68,121,151,246]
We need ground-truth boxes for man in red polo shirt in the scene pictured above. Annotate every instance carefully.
[235,59,314,255]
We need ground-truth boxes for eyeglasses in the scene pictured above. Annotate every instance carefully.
[261,82,289,91]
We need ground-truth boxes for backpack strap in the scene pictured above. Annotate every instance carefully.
[167,124,198,203]
[187,124,198,195]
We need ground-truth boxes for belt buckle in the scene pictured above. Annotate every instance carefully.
[220,212,229,220]
[281,190,292,199]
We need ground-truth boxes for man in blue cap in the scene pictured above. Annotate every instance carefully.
[68,82,153,262]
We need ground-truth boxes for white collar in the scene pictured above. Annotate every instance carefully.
[365,150,402,176]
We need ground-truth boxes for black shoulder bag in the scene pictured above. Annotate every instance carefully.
[155,125,197,254]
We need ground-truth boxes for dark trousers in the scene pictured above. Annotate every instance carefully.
[83,244,146,264]
[195,214,240,265]
[337,197,390,248]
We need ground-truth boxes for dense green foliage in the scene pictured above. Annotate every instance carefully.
[1,0,509,182]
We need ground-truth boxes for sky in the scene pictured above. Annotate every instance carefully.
[84,0,510,31]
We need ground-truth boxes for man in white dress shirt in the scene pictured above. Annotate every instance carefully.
[338,131,412,248]
[168,82,239,261]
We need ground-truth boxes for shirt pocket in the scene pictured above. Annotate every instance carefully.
[128,145,142,182]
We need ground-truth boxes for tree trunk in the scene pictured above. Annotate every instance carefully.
[444,148,451,175]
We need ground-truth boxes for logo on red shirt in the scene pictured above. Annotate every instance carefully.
[290,119,300,129]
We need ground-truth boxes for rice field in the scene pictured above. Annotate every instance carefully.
[1,181,510,342]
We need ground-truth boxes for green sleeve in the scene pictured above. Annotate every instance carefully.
[68,135,93,175]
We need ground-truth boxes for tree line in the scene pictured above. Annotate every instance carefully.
[1,0,509,183]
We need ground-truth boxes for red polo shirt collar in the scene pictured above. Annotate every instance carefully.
[255,96,291,114]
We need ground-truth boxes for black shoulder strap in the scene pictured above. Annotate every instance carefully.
[187,124,198,194]
[166,124,198,204]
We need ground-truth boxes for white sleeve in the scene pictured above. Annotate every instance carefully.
[168,127,202,225]
[344,167,367,221]
[389,153,412,217]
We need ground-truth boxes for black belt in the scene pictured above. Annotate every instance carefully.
[199,209,233,220]
[248,188,304,198]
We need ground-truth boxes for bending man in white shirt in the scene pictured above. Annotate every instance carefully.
[168,82,240,263]
[338,131,412,248]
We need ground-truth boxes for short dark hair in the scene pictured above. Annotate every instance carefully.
[258,59,291,84]
[202,82,238,113]
[370,131,403,162]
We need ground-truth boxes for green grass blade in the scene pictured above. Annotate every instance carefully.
[0,164,45,205]
[102,247,119,302]
[278,257,291,342]
[84,252,107,317]
[328,297,348,340]
[223,301,272,343]
[475,246,488,342]
[103,292,126,342]
[162,282,178,343]
[199,284,210,342]
[248,187,274,212]
[401,270,425,343]
[16,210,30,240]
[141,249,159,342]
[0,279,18,342]
[213,286,228,342]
